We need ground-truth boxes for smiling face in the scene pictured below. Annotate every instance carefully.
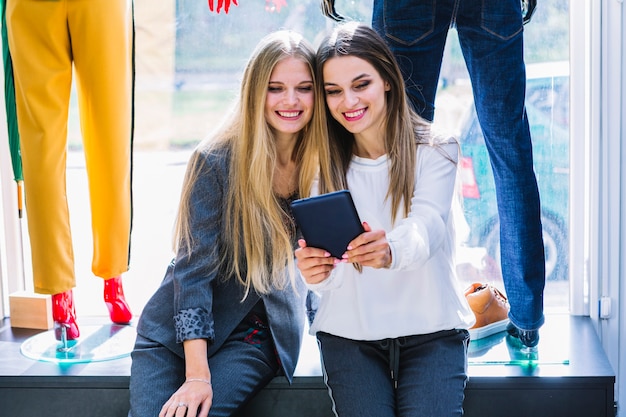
[264,56,314,141]
[322,55,390,142]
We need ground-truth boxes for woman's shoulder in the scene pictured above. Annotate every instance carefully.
[195,140,231,162]
[416,132,460,164]
[191,140,233,174]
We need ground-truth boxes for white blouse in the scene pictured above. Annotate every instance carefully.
[305,141,475,340]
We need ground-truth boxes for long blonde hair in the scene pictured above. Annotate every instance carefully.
[174,30,330,296]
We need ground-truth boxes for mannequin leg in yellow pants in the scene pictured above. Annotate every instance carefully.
[6,0,134,339]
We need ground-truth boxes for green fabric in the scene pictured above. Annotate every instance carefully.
[2,0,23,182]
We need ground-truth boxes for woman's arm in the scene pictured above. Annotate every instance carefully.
[386,141,459,270]
[159,148,228,416]
[341,141,459,270]
[172,148,228,343]
[159,339,213,417]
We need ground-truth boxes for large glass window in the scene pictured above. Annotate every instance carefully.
[0,0,570,317]
[435,1,570,312]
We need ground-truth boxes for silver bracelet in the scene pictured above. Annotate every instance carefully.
[185,378,212,386]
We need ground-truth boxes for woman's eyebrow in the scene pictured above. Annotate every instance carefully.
[324,73,371,87]
[351,73,370,82]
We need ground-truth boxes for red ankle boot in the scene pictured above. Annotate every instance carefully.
[52,290,80,341]
[104,276,133,324]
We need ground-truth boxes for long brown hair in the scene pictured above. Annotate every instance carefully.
[316,22,431,224]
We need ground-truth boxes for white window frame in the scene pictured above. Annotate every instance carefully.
[570,0,625,412]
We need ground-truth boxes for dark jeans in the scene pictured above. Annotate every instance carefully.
[317,330,469,417]
[373,0,545,331]
[128,314,279,417]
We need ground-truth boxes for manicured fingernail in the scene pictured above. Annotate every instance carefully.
[324,252,330,257]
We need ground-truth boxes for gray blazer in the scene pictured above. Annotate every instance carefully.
[136,145,308,382]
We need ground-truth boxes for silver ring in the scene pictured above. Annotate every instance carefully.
[177,402,188,408]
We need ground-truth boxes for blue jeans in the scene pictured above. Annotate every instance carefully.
[317,330,469,417]
[128,315,279,417]
[373,0,545,331]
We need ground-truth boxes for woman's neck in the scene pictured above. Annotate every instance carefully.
[274,131,298,161]
[353,131,385,159]
[273,153,298,197]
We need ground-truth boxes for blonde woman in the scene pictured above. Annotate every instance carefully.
[129,30,328,417]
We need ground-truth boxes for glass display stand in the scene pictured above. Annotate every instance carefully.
[468,326,569,366]
[20,323,136,364]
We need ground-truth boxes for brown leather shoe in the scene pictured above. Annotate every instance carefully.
[465,283,510,340]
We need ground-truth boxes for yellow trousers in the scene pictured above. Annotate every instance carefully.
[6,0,134,294]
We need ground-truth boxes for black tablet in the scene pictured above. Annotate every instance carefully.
[290,190,364,258]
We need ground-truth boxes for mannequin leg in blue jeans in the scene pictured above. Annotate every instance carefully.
[372,0,545,345]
